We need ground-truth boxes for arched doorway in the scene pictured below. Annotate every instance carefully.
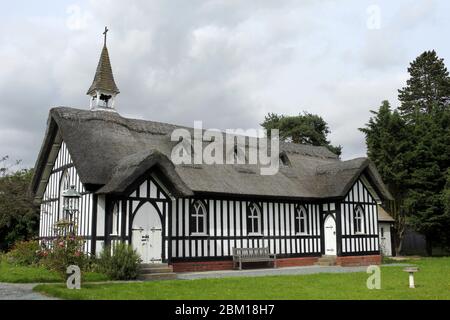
[324,215,337,255]
[131,202,162,263]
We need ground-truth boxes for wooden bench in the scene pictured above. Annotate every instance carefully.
[232,247,277,270]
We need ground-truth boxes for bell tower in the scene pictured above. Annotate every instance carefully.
[87,27,120,111]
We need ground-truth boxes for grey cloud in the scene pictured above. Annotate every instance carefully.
[0,0,447,168]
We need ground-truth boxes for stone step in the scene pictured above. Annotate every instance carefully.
[138,273,177,281]
[316,261,336,266]
[318,257,336,262]
[140,266,173,274]
[315,255,337,266]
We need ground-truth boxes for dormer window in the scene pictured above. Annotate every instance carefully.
[280,152,291,167]
[233,145,246,164]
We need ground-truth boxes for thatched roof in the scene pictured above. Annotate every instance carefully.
[86,45,120,95]
[30,107,393,202]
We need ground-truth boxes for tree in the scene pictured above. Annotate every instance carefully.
[261,112,342,156]
[359,101,411,253]
[398,50,450,117]
[442,169,450,250]
[403,109,450,254]
[362,50,450,255]
[0,156,39,252]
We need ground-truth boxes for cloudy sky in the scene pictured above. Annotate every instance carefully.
[1,0,450,168]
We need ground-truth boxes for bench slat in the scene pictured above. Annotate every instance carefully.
[232,247,277,270]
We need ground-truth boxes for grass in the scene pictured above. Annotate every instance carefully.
[0,258,108,283]
[34,257,450,300]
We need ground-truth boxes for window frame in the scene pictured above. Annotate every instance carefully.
[58,169,70,220]
[190,200,208,236]
[111,202,120,236]
[295,205,309,235]
[354,205,365,235]
[246,202,262,236]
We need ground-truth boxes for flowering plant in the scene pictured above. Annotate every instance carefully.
[40,219,87,277]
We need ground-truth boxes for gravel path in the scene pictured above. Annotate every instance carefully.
[0,283,59,300]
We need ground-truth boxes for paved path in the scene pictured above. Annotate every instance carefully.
[178,265,368,280]
[177,263,411,280]
[0,283,59,300]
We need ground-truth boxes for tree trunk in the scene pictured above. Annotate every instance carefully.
[395,235,403,256]
[426,237,433,256]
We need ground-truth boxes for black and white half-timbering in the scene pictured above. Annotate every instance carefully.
[30,36,395,271]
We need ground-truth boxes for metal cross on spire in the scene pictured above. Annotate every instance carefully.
[103,26,109,46]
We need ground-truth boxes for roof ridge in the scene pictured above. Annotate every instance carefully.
[50,107,339,159]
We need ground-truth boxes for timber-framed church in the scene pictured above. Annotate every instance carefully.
[31,34,394,271]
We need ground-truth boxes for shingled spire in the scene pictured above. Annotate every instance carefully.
[87,27,120,111]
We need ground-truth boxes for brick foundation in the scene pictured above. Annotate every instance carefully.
[172,260,234,272]
[276,257,319,267]
[172,255,381,272]
[172,256,320,272]
[336,255,381,266]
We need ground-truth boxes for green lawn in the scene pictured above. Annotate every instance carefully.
[0,259,108,283]
[34,257,450,300]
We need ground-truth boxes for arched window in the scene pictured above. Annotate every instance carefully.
[354,206,365,234]
[247,202,262,235]
[190,200,208,235]
[295,205,308,234]
[59,169,70,220]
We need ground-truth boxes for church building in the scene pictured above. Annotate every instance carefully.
[30,32,394,272]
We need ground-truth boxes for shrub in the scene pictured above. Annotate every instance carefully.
[40,220,88,278]
[7,240,41,266]
[97,243,141,280]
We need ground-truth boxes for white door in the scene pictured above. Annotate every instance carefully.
[324,215,337,255]
[131,202,162,264]
[379,223,392,256]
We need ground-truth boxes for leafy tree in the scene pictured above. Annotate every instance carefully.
[261,112,342,156]
[398,50,450,116]
[0,156,39,252]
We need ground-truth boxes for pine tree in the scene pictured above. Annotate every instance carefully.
[359,101,410,252]
[362,51,450,255]
[398,50,450,116]
[404,109,450,254]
